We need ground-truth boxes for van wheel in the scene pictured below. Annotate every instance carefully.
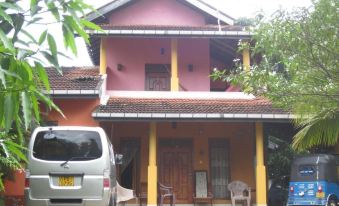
[327,199,336,206]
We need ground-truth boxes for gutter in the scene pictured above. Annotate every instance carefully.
[86,29,252,39]
[92,112,294,121]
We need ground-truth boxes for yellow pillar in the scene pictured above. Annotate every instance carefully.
[100,38,107,75]
[255,122,267,206]
[147,122,157,206]
[335,141,339,154]
[242,43,250,72]
[171,39,179,91]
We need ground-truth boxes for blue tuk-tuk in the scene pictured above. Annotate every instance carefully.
[287,154,339,206]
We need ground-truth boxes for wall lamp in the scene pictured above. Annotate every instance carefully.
[117,63,124,71]
[188,64,194,72]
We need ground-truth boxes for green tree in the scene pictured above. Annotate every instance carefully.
[212,0,339,151]
[0,0,100,191]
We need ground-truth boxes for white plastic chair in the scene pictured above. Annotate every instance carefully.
[117,182,135,206]
[227,181,251,206]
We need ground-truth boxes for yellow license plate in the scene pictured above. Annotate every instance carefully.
[316,192,325,198]
[59,176,74,186]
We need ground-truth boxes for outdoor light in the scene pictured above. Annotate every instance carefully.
[117,63,123,71]
[160,48,165,55]
[188,64,193,72]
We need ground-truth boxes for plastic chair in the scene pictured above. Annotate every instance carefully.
[117,182,136,206]
[227,181,251,206]
[158,182,176,206]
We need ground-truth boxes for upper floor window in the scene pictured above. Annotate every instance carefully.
[145,64,170,91]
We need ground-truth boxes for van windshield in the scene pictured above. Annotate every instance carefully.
[33,130,102,161]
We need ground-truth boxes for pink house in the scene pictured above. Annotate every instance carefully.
[5,1,293,206]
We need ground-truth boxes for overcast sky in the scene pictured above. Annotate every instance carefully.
[61,0,312,66]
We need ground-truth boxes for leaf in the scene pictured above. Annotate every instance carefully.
[0,95,4,127]
[38,30,48,45]
[4,140,27,162]
[35,90,65,118]
[0,29,14,53]
[0,2,24,12]
[62,24,77,55]
[20,29,38,44]
[26,17,43,26]
[0,8,13,26]
[41,51,60,72]
[47,2,60,21]
[0,65,6,88]
[64,15,89,43]
[30,93,40,122]
[30,0,39,15]
[12,14,24,43]
[47,34,57,59]
[0,65,21,80]
[0,20,13,34]
[35,61,50,91]
[21,92,32,130]
[4,94,14,131]
[80,19,102,31]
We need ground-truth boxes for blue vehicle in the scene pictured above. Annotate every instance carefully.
[287,154,339,206]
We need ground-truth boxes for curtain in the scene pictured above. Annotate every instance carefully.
[210,140,230,199]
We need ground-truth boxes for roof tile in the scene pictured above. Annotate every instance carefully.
[95,97,287,115]
[46,67,100,91]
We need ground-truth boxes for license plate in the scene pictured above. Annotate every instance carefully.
[316,192,325,198]
[59,176,74,186]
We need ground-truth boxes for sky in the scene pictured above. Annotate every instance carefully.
[58,0,312,66]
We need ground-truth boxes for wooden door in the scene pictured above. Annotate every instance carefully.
[145,64,170,91]
[159,140,193,203]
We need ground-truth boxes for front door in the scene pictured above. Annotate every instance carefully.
[159,139,193,203]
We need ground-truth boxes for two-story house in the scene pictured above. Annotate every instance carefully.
[40,1,294,206]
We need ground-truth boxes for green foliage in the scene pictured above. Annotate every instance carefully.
[213,0,339,151]
[268,143,296,179]
[0,0,100,191]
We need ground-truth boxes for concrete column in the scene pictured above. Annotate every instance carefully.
[255,122,267,206]
[100,38,107,75]
[335,141,339,154]
[147,122,157,206]
[171,39,179,91]
[242,43,250,72]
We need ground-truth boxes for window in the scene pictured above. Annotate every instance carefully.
[33,130,102,161]
[209,139,230,199]
[145,64,170,91]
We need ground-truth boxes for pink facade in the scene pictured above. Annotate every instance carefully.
[106,38,211,91]
[109,0,206,26]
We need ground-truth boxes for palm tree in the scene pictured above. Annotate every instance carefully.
[292,109,339,152]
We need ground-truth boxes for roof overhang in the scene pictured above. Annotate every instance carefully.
[86,29,252,39]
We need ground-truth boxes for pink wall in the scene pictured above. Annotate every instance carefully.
[109,0,206,26]
[106,38,210,91]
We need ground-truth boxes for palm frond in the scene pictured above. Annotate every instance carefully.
[292,109,339,151]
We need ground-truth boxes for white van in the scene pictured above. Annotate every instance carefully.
[25,126,118,206]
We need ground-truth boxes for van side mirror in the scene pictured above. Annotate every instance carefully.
[115,154,123,165]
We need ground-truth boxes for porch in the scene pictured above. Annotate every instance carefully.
[93,92,291,206]
[101,121,257,205]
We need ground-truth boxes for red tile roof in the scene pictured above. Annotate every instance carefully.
[95,97,287,115]
[46,67,100,90]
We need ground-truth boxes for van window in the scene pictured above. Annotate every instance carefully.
[33,130,102,161]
